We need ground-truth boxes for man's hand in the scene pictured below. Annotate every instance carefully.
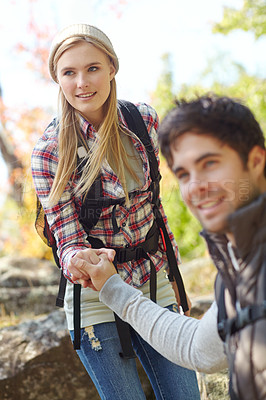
[68,248,117,290]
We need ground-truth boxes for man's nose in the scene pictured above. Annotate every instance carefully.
[187,178,210,202]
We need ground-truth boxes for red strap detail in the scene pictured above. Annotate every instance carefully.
[159,228,167,252]
[44,215,56,246]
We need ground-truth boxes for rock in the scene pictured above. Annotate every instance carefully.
[0,310,155,400]
[0,286,58,316]
[0,310,67,380]
[197,370,229,400]
[180,257,217,302]
[0,256,60,316]
[0,256,59,288]
[191,294,214,318]
[0,255,219,399]
[0,256,214,318]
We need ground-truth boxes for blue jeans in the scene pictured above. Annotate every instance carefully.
[70,305,200,400]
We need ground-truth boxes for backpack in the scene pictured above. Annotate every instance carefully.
[216,270,266,399]
[35,100,188,356]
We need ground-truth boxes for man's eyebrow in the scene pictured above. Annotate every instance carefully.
[172,152,221,174]
[172,166,184,175]
[195,152,221,163]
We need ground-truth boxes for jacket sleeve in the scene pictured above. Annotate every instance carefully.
[100,274,228,373]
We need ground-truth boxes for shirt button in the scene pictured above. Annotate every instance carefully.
[125,244,130,248]
[122,222,126,227]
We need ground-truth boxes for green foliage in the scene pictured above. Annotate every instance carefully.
[213,0,266,38]
[160,159,205,261]
[2,0,266,267]
[178,72,266,135]
[157,70,266,259]
[150,53,177,119]
[151,1,266,261]
[0,195,52,260]
[161,188,205,261]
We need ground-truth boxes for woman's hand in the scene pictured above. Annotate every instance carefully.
[68,248,116,290]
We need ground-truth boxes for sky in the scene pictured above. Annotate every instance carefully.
[1,0,266,109]
[0,0,266,186]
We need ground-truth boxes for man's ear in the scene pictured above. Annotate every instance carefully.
[248,145,266,177]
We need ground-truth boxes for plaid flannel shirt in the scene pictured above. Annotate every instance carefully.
[31,103,179,288]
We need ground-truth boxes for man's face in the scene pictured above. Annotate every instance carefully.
[171,132,262,235]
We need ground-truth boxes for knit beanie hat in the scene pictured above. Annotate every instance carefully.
[48,24,119,82]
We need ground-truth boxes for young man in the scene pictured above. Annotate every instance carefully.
[69,94,266,400]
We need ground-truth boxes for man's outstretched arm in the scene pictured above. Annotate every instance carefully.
[100,274,227,373]
[68,252,227,373]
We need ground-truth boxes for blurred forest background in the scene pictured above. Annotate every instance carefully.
[0,0,266,263]
[0,1,266,398]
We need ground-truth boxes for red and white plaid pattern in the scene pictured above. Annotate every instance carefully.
[31,103,179,287]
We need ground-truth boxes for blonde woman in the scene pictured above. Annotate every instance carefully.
[31,24,200,400]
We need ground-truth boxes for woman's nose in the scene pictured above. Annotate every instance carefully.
[77,73,88,88]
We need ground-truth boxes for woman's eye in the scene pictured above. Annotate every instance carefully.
[88,66,98,72]
[64,70,73,76]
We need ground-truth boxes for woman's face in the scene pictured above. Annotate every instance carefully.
[57,41,116,126]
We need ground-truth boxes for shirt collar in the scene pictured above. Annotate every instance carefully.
[117,105,128,128]
[77,107,130,143]
[78,114,96,140]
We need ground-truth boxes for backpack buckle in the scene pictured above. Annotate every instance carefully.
[236,305,252,330]
[217,320,226,341]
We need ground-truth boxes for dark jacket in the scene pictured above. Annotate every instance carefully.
[201,193,266,400]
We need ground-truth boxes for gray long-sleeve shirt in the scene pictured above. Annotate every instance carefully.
[100,274,228,373]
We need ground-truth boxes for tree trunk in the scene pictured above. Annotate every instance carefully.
[0,109,24,205]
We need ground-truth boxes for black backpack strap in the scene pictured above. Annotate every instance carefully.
[117,100,160,183]
[118,100,189,313]
[215,273,240,400]
[154,211,188,312]
[56,270,67,308]
[215,272,266,338]
[42,212,68,310]
[73,283,81,350]
[215,273,228,342]
[87,220,159,358]
[111,255,136,359]
[40,101,187,352]
[113,314,136,358]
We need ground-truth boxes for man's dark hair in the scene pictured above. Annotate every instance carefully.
[158,94,266,175]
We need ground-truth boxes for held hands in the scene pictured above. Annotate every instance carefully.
[68,248,117,291]
[68,248,193,316]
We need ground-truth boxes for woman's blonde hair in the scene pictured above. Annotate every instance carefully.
[48,36,140,206]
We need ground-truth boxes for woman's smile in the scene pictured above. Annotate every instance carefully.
[76,92,96,99]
